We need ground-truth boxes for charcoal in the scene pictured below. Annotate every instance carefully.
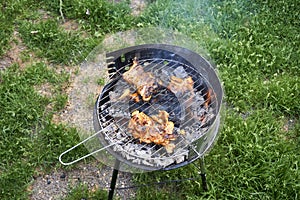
[173,66,188,79]
[100,104,108,111]
[132,159,141,165]
[124,145,134,152]
[124,153,134,161]
[156,158,174,168]
[175,155,185,164]
[135,149,151,159]
[116,132,123,140]
[142,160,152,166]
[155,68,171,86]
[113,146,118,152]
[197,107,207,117]
[195,92,205,104]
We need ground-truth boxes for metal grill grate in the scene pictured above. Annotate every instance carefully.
[95,57,218,170]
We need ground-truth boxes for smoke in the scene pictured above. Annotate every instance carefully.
[141,0,258,40]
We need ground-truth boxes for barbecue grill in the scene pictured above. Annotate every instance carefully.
[59,29,223,200]
[94,44,222,170]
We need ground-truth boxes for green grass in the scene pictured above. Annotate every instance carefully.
[0,63,88,198]
[18,19,96,65]
[0,13,13,57]
[42,0,136,36]
[0,0,299,199]
[64,183,108,200]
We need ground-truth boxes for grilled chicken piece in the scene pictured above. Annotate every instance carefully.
[123,58,157,101]
[123,59,195,103]
[128,110,176,153]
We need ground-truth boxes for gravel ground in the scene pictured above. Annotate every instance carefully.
[30,161,136,200]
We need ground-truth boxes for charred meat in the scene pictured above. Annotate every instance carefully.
[123,58,157,101]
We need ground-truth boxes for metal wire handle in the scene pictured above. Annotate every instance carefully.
[59,129,123,166]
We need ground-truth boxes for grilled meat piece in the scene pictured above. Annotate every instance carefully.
[128,110,176,153]
[123,59,195,103]
[123,58,157,101]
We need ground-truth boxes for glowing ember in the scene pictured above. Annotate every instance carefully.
[204,88,212,109]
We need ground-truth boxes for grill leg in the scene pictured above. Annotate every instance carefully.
[200,157,208,191]
[108,160,120,200]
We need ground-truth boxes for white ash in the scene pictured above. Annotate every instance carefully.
[194,91,206,104]
[142,159,152,166]
[100,129,192,168]
[108,107,131,118]
[109,91,120,102]
[153,68,172,86]
[154,158,174,168]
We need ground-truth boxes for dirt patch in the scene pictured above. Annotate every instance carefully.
[37,9,52,22]
[47,45,139,198]
[51,64,89,125]
[60,19,90,39]
[0,55,14,70]
[0,31,26,70]
[109,0,147,16]
[30,1,151,196]
[35,83,54,97]
[0,30,39,70]
[61,19,80,32]
[130,0,147,16]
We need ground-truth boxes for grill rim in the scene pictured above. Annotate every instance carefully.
[93,44,224,171]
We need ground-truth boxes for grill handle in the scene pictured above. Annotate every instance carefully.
[59,129,122,166]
